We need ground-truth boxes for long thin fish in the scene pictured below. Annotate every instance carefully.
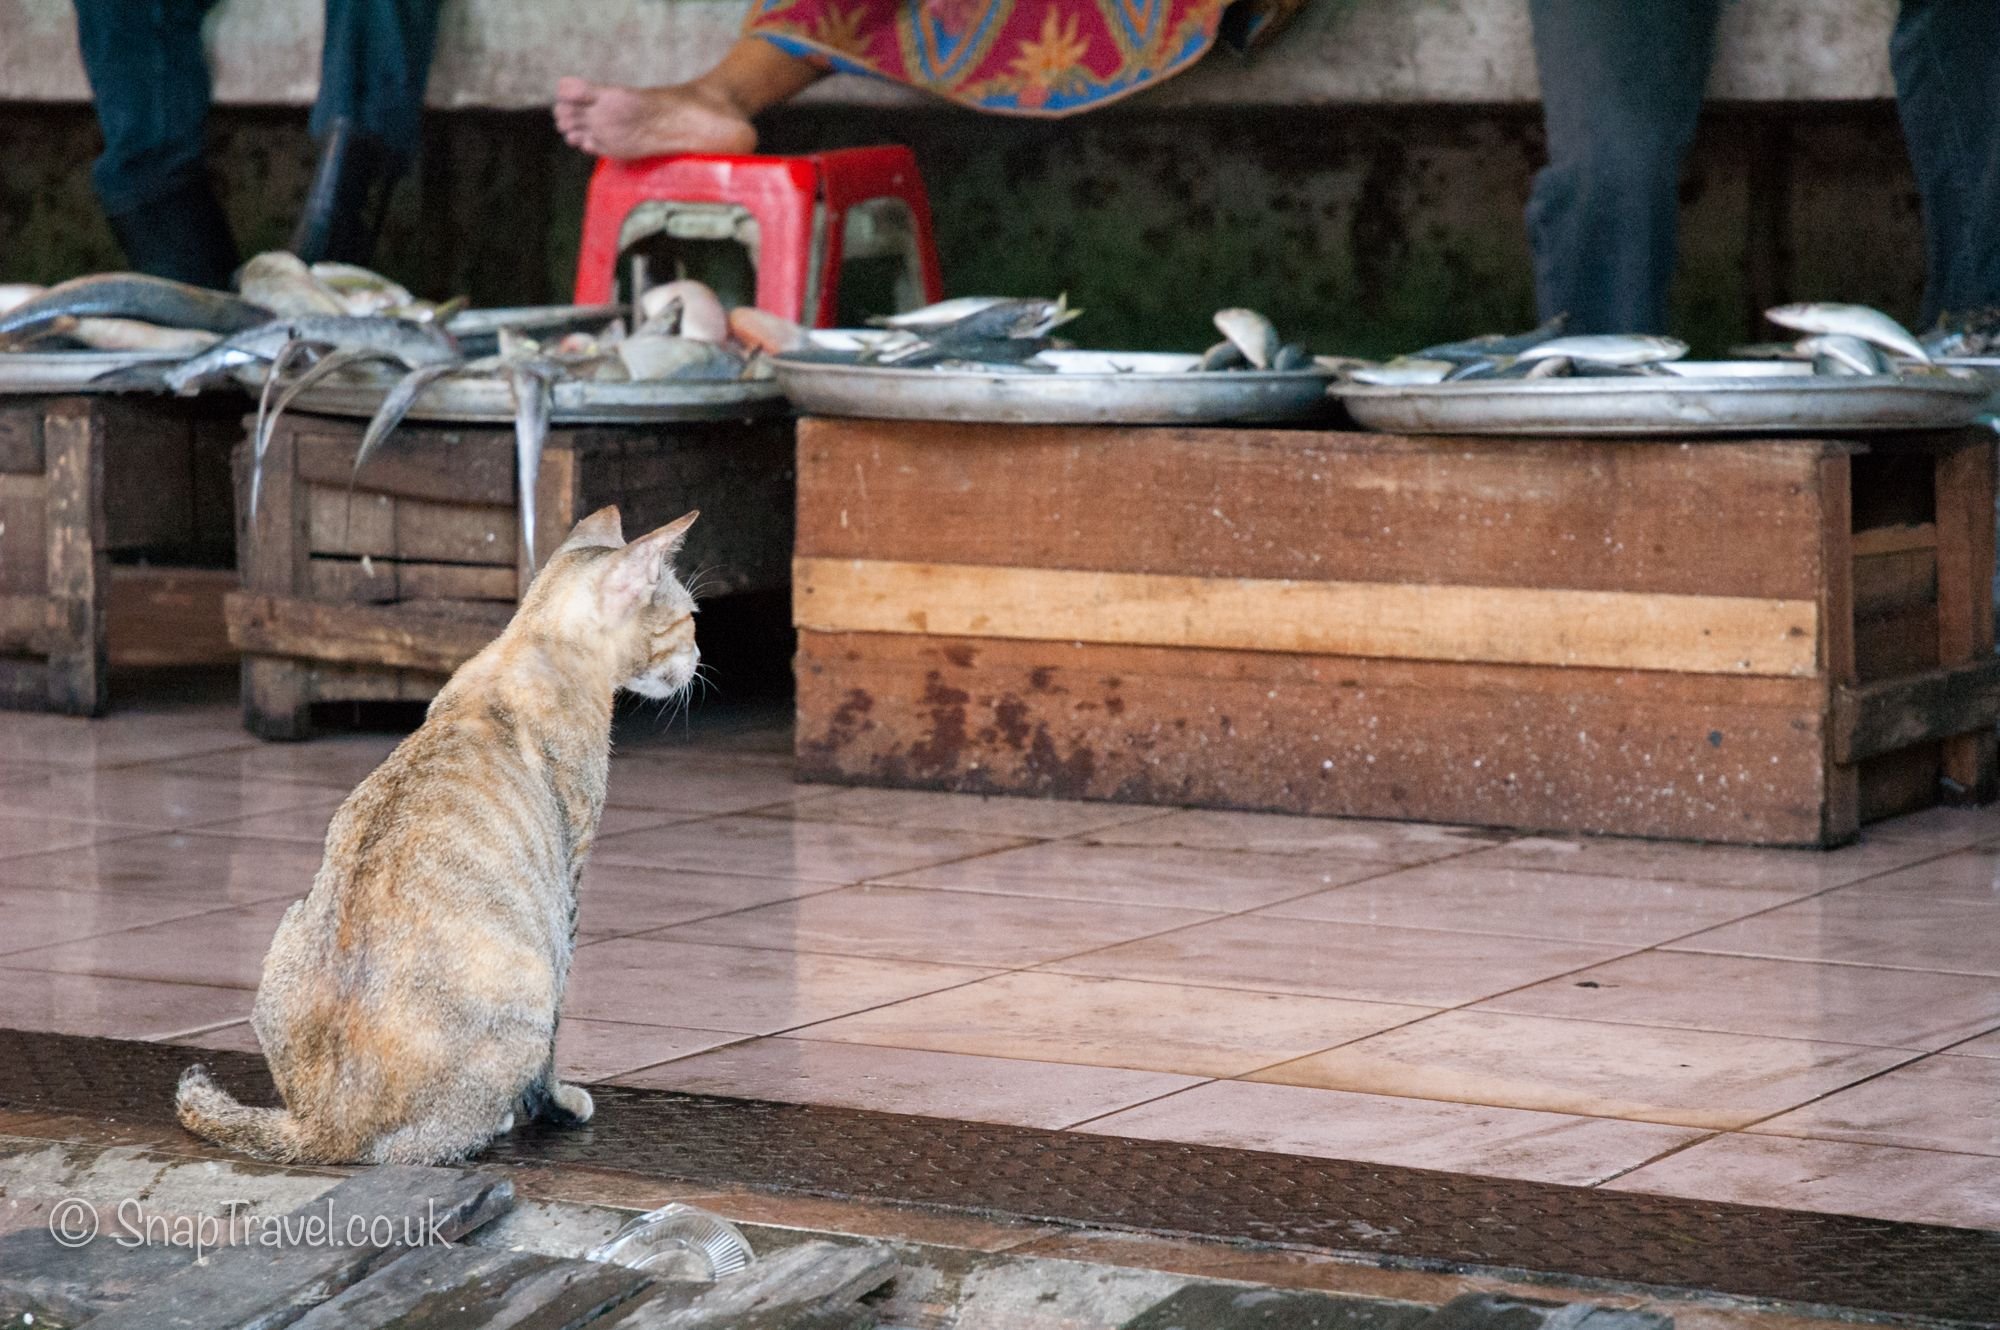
[351,361,463,480]
[248,340,317,522]
[506,362,556,570]
[1767,302,1929,363]
[251,346,408,519]
[1412,315,1568,366]
[0,274,271,344]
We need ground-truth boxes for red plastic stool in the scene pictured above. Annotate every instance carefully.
[572,146,944,327]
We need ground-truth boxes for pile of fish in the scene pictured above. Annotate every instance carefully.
[776,298,1316,375]
[1345,318,1693,385]
[1346,301,1992,388]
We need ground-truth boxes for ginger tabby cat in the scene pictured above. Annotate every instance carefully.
[177,506,699,1164]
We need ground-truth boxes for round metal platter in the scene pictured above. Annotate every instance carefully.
[283,372,787,424]
[1335,365,1994,436]
[0,350,184,394]
[771,349,1334,425]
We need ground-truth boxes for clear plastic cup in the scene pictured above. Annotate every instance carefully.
[584,1202,755,1282]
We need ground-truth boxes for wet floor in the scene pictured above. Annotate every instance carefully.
[0,688,1993,1232]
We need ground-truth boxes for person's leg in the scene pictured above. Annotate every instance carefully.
[1889,0,2000,324]
[553,36,825,159]
[292,0,442,264]
[73,0,239,286]
[1523,0,1722,334]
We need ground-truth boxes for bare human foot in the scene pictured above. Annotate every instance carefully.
[553,76,758,159]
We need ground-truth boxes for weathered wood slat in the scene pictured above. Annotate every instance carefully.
[0,593,52,653]
[0,471,47,595]
[289,1245,650,1330]
[1852,548,1936,618]
[0,1196,199,1328]
[310,557,519,604]
[613,1241,896,1329]
[306,485,518,567]
[1851,522,1936,558]
[43,401,107,715]
[1933,444,2000,800]
[78,1165,514,1330]
[797,630,1832,845]
[226,592,507,674]
[795,418,1835,600]
[1833,657,2000,765]
[0,410,41,473]
[298,427,517,506]
[793,557,1821,678]
[105,566,237,668]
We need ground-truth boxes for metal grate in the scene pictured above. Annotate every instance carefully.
[4,1030,1994,1328]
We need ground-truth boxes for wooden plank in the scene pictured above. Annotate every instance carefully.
[0,406,41,473]
[1855,604,1942,681]
[297,425,516,506]
[796,630,1832,846]
[99,398,195,554]
[522,440,578,596]
[1816,453,1859,842]
[309,557,519,604]
[306,485,518,567]
[242,655,315,740]
[307,485,396,558]
[227,592,509,674]
[1834,657,2000,764]
[615,1241,897,1329]
[0,472,46,595]
[41,401,105,715]
[243,408,309,597]
[0,1196,197,1328]
[793,557,1821,678]
[305,660,449,702]
[1859,742,1942,824]
[1852,548,1936,618]
[106,566,238,668]
[290,1245,650,1329]
[794,419,1834,600]
[80,1165,514,1330]
[1933,439,1999,801]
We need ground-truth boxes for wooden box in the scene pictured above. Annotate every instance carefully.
[0,395,238,715]
[792,419,2000,847]
[228,410,795,739]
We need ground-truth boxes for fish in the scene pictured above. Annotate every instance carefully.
[506,361,556,569]
[63,318,219,354]
[310,261,416,316]
[874,297,1012,330]
[0,274,272,345]
[163,315,459,394]
[879,296,1080,345]
[618,334,743,382]
[874,335,1056,369]
[1271,343,1314,372]
[1767,302,1929,363]
[1796,334,1889,375]
[1213,308,1280,369]
[238,252,348,317]
[1412,315,1567,365]
[728,307,806,355]
[639,281,729,343]
[1516,334,1687,366]
[350,361,462,481]
[1197,340,1248,372]
[1347,358,1455,386]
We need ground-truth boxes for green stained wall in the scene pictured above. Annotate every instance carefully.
[0,100,1925,360]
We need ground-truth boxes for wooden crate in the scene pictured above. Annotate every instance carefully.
[0,395,238,716]
[792,419,2000,847]
[228,410,795,739]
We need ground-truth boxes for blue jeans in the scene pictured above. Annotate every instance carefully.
[1527,0,2000,333]
[73,0,441,217]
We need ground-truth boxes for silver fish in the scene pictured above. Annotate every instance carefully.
[351,361,463,481]
[618,334,743,382]
[1517,334,1687,366]
[1767,302,1929,363]
[0,274,271,345]
[875,297,1012,330]
[1412,315,1568,365]
[166,316,458,394]
[1197,340,1248,372]
[1348,357,1455,386]
[507,361,556,570]
[66,318,218,354]
[1796,334,1889,375]
[238,252,347,317]
[1214,308,1281,369]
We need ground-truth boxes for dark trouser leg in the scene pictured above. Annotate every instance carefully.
[1524,0,1723,334]
[72,0,239,287]
[292,0,443,264]
[1890,0,2000,325]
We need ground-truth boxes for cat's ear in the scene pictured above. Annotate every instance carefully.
[560,506,624,552]
[599,510,699,617]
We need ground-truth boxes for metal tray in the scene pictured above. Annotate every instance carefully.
[771,349,1334,424]
[0,350,184,394]
[1336,369,1993,436]
[283,372,787,424]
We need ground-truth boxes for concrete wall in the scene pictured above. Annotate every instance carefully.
[1,0,1898,109]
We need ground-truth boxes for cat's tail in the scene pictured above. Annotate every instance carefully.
[174,1064,312,1163]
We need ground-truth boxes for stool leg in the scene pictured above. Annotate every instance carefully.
[243,656,313,741]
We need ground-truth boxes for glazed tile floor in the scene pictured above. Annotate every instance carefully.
[1,690,1998,1233]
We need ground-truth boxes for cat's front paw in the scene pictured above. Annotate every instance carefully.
[554,1082,595,1124]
